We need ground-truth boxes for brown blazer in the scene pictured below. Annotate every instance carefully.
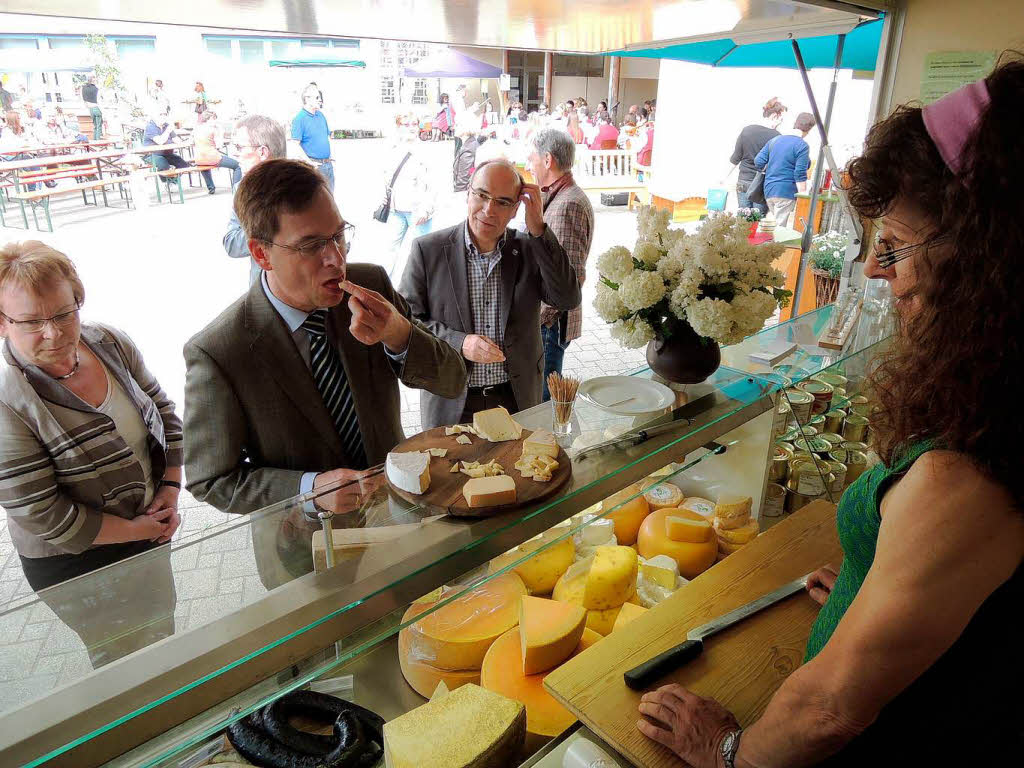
[183,263,466,515]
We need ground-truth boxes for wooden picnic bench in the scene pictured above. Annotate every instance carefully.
[145,163,232,204]
[2,176,132,232]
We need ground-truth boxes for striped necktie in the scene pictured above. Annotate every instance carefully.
[301,309,367,469]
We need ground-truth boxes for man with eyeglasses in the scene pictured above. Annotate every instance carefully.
[223,114,287,285]
[185,159,466,541]
[399,159,580,430]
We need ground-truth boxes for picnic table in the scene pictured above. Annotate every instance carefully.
[10,139,120,156]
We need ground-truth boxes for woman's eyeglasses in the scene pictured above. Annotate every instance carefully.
[874,235,950,269]
[0,304,80,333]
[268,224,355,259]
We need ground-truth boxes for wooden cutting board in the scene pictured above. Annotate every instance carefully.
[544,500,841,768]
[386,426,572,517]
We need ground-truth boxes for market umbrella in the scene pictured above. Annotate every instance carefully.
[402,49,502,78]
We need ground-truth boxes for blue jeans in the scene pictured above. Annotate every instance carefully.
[388,210,433,279]
[736,183,767,215]
[88,106,103,140]
[316,160,335,193]
[200,154,242,192]
[541,316,570,402]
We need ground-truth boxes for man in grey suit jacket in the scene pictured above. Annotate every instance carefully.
[399,159,581,430]
[185,159,466,518]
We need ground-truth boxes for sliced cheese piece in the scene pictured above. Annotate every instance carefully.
[519,596,586,674]
[480,628,601,738]
[643,482,686,511]
[455,434,472,445]
[387,451,431,494]
[488,533,574,595]
[463,475,517,508]
[449,463,461,474]
[430,680,450,701]
[600,484,651,545]
[472,407,523,442]
[639,561,677,590]
[715,493,753,523]
[680,497,716,518]
[383,683,525,768]
[398,624,480,699]
[612,602,648,633]
[583,545,638,610]
[713,517,760,544]
[637,508,718,579]
[522,429,559,458]
[427,448,448,458]
[405,573,527,670]
[665,514,713,543]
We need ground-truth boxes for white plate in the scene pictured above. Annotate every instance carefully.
[579,376,675,415]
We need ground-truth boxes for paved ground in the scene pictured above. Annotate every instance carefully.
[0,137,649,711]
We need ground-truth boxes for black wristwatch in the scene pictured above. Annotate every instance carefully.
[159,480,181,490]
[721,729,742,768]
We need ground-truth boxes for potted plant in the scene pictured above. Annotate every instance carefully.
[808,231,849,308]
[736,207,764,236]
[594,206,792,384]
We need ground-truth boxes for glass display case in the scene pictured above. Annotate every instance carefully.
[0,303,892,768]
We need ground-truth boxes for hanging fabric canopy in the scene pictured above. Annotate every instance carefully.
[614,18,883,71]
[268,59,365,68]
[403,49,502,78]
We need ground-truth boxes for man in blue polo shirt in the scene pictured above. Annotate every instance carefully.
[289,84,334,192]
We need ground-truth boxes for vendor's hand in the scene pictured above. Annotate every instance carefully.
[462,334,506,364]
[340,280,412,353]
[806,564,840,606]
[637,684,740,768]
[519,182,545,236]
[312,467,385,516]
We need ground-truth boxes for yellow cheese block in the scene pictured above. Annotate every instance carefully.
[715,493,753,524]
[583,545,639,610]
[519,596,586,675]
[463,475,517,508]
[718,537,750,555]
[405,572,527,670]
[713,517,760,544]
[665,514,713,543]
[481,627,601,737]
[398,623,480,699]
[522,429,559,458]
[551,560,623,636]
[489,533,574,595]
[584,605,621,636]
[639,562,676,590]
[637,508,718,580]
[383,683,526,768]
[472,406,523,442]
[612,601,648,633]
[642,482,686,511]
[600,484,651,545]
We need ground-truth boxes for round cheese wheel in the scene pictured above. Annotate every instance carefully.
[398,626,481,698]
[489,534,574,595]
[680,497,716,518]
[405,572,528,670]
[637,508,717,580]
[715,493,753,522]
[643,482,686,511]
[600,484,651,545]
[713,517,760,545]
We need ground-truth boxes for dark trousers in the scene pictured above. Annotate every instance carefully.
[149,151,189,173]
[542,314,570,402]
[200,154,242,191]
[88,105,103,140]
[736,183,767,215]
[459,381,518,424]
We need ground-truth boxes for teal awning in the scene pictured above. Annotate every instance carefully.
[614,18,883,71]
[268,59,366,68]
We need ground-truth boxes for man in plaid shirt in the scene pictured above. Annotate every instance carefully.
[526,129,595,400]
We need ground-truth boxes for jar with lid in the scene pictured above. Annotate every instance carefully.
[784,388,815,425]
[843,414,870,442]
[769,443,793,483]
[763,482,787,517]
[824,409,847,434]
[789,457,831,497]
[813,372,849,390]
[848,394,870,416]
[793,435,834,459]
[817,431,845,449]
[798,380,834,416]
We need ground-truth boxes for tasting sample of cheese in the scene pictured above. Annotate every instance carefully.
[405,573,527,670]
[472,406,523,442]
[583,545,639,610]
[519,596,586,674]
[713,517,760,545]
[612,601,648,633]
[638,508,718,579]
[522,429,559,458]
[489,533,574,595]
[665,515,713,543]
[463,474,517,508]
[480,627,601,737]
[600,484,651,545]
[383,683,526,768]
[398,621,481,699]
[643,482,686,511]
[386,451,431,494]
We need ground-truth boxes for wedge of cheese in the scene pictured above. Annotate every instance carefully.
[387,451,431,494]
[463,475,517,508]
[519,596,586,674]
[583,545,638,610]
[665,514,713,543]
[639,559,678,590]
[472,407,523,442]
[383,683,526,768]
[522,429,559,458]
[612,601,648,633]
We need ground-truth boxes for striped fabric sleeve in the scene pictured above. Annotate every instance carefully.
[0,402,102,554]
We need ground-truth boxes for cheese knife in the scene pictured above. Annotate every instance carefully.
[624,572,813,690]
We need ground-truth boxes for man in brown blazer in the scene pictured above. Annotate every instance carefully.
[399,159,581,430]
[184,159,466,518]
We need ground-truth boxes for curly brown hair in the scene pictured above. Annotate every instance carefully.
[846,54,1024,499]
[762,97,786,119]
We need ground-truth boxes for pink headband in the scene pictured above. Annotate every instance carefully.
[921,79,990,174]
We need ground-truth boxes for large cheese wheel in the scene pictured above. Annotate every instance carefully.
[489,533,574,595]
[600,484,651,545]
[399,624,481,699]
[406,572,528,670]
[520,596,586,675]
[480,627,602,737]
[637,508,717,579]
[551,562,624,636]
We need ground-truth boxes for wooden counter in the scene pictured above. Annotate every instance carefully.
[545,500,840,768]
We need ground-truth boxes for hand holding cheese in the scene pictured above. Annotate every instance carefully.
[339,279,412,353]
[311,466,385,514]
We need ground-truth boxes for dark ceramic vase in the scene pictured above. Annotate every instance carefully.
[645,322,721,384]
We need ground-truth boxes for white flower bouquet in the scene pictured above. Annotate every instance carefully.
[594,206,792,349]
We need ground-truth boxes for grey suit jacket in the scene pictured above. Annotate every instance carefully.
[399,222,581,429]
[183,263,466,515]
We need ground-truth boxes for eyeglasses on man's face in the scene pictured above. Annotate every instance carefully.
[469,188,517,210]
[0,303,80,334]
[268,224,355,260]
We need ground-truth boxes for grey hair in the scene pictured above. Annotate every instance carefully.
[530,128,575,172]
[236,114,287,160]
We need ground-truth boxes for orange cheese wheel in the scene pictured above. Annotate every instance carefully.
[480,627,602,737]
[398,625,481,698]
[405,572,528,670]
[600,484,651,545]
[637,508,717,579]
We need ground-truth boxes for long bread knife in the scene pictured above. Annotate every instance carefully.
[624,572,813,690]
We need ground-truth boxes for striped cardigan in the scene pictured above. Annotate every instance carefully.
[0,323,183,558]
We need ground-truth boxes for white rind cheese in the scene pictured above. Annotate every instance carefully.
[386,451,431,494]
